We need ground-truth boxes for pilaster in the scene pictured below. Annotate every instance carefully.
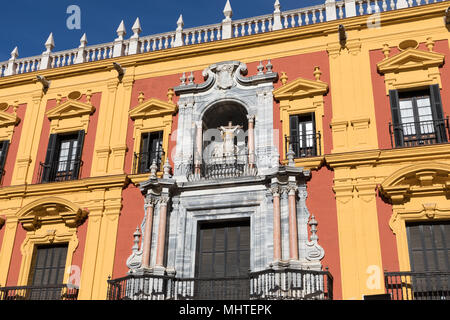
[0,216,19,286]
[327,37,378,153]
[11,89,45,185]
[91,189,122,299]
[91,79,119,176]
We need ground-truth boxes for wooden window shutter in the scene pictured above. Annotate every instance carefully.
[42,134,58,182]
[0,140,10,179]
[72,130,85,180]
[429,84,447,143]
[389,89,403,147]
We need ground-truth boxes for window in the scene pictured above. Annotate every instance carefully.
[195,220,250,299]
[0,140,9,183]
[407,221,450,273]
[135,131,164,174]
[406,221,450,299]
[389,84,448,147]
[288,113,319,158]
[40,130,84,183]
[28,244,68,300]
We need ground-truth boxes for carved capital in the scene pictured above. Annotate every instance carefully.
[270,185,280,197]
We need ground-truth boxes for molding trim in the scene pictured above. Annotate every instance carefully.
[46,98,96,134]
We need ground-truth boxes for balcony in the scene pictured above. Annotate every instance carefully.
[187,152,257,182]
[0,284,79,300]
[385,271,450,300]
[107,268,333,300]
[133,150,165,175]
[285,132,321,159]
[37,159,83,183]
[389,118,450,148]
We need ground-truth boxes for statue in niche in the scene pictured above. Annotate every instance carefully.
[219,121,242,157]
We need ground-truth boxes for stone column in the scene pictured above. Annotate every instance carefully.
[271,186,282,261]
[155,196,169,273]
[141,198,155,269]
[195,121,203,175]
[247,115,255,168]
[288,186,299,260]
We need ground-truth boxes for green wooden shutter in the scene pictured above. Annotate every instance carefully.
[0,141,10,181]
[140,132,150,173]
[42,134,58,182]
[429,84,447,143]
[389,89,403,147]
[289,115,299,157]
[72,130,85,180]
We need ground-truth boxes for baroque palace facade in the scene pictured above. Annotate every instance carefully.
[0,0,449,300]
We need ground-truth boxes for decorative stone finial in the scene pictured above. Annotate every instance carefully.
[309,215,318,241]
[382,44,390,59]
[257,61,264,75]
[180,72,187,85]
[287,144,295,166]
[138,91,145,104]
[223,0,233,21]
[149,159,158,179]
[280,72,288,85]
[116,20,126,40]
[266,60,273,73]
[274,0,281,12]
[132,227,141,252]
[10,47,18,60]
[79,33,87,48]
[272,0,282,31]
[45,33,55,53]
[426,37,435,52]
[167,88,175,103]
[177,15,184,30]
[313,66,322,81]
[163,159,172,178]
[188,71,195,84]
[56,94,62,105]
[132,18,142,38]
[86,90,92,105]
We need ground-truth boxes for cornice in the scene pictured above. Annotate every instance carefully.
[0,174,129,199]
[0,3,447,89]
[325,143,450,168]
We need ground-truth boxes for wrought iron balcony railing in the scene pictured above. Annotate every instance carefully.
[37,159,83,183]
[389,118,450,148]
[133,150,165,175]
[107,268,333,300]
[384,271,450,300]
[0,284,79,300]
[187,151,257,182]
[285,132,321,159]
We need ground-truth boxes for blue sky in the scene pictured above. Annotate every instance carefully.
[0,0,324,62]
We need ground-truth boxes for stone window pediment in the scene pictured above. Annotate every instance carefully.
[46,98,95,134]
[377,48,444,74]
[273,77,328,100]
[0,109,20,141]
[377,43,445,94]
[129,98,177,120]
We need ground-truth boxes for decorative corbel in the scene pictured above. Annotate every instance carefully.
[21,216,42,231]
[60,209,88,228]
